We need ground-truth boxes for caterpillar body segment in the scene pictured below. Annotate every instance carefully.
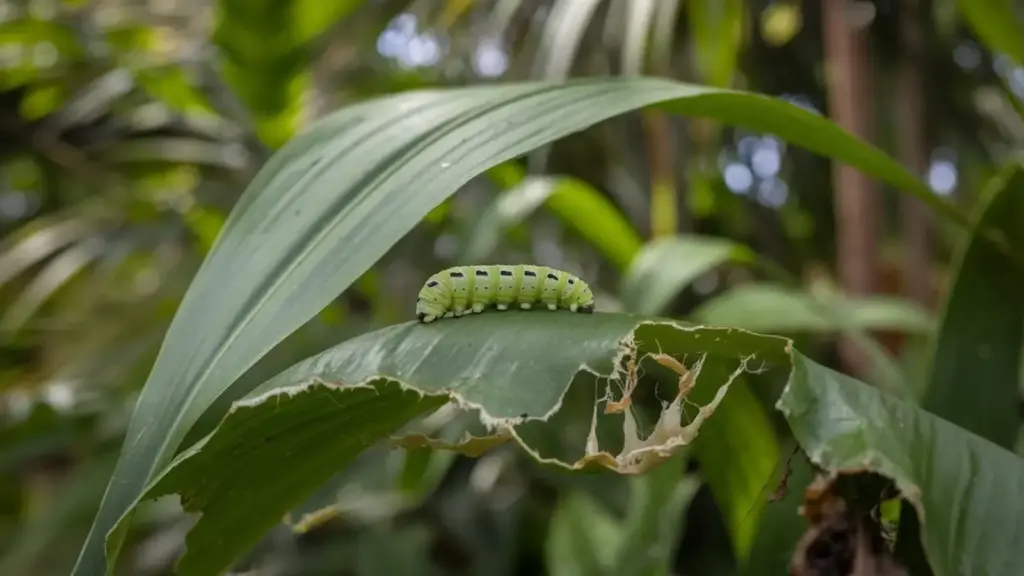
[416,265,595,323]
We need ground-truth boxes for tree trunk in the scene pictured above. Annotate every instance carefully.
[822,0,882,376]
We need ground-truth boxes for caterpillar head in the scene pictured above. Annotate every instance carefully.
[416,294,448,323]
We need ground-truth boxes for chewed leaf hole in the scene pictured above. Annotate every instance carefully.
[512,332,770,474]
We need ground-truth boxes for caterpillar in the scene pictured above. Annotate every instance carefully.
[416,265,595,323]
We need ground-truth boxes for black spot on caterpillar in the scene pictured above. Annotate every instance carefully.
[416,265,595,323]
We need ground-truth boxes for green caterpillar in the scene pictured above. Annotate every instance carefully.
[416,265,595,323]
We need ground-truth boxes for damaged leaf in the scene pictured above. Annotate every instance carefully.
[789,474,908,576]
[138,380,449,576]
[132,313,790,576]
[778,350,1024,576]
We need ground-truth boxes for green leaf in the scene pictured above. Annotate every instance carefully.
[294,0,367,43]
[620,234,752,315]
[140,380,448,576]
[0,18,85,61]
[544,461,700,576]
[693,282,936,335]
[75,77,962,576]
[1,238,105,335]
[546,490,624,576]
[132,313,791,575]
[614,461,701,576]
[472,167,642,269]
[956,0,1024,67]
[778,350,1024,576]
[689,0,744,87]
[0,216,93,289]
[213,0,365,147]
[692,373,779,564]
[922,162,1024,449]
[532,0,604,79]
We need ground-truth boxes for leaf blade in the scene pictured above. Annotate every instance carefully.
[922,161,1024,449]
[779,350,1024,576]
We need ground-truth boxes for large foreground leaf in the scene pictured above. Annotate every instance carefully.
[134,313,790,575]
[75,76,967,575]
[922,162,1024,449]
[779,351,1024,576]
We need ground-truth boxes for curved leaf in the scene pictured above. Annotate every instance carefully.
[779,350,1024,576]
[470,167,642,268]
[0,217,93,288]
[620,234,752,315]
[75,76,961,576]
[1,238,106,335]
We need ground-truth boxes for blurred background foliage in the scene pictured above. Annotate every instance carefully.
[1,0,1022,574]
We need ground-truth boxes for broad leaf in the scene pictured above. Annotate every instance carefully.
[922,162,1024,449]
[779,351,1024,576]
[75,76,964,576]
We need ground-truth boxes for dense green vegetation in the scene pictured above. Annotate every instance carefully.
[2,1,1023,575]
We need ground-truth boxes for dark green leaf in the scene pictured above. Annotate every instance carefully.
[779,350,1024,576]
[923,162,1024,449]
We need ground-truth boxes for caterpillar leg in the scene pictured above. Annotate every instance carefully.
[569,303,578,312]
[453,306,466,317]
[546,303,557,311]
[520,303,532,310]
[472,302,486,313]
[420,314,437,323]
[496,304,508,311]
[443,311,455,318]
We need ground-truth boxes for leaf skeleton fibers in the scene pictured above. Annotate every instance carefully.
[416,265,595,323]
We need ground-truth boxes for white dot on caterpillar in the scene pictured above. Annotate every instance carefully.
[520,303,532,310]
